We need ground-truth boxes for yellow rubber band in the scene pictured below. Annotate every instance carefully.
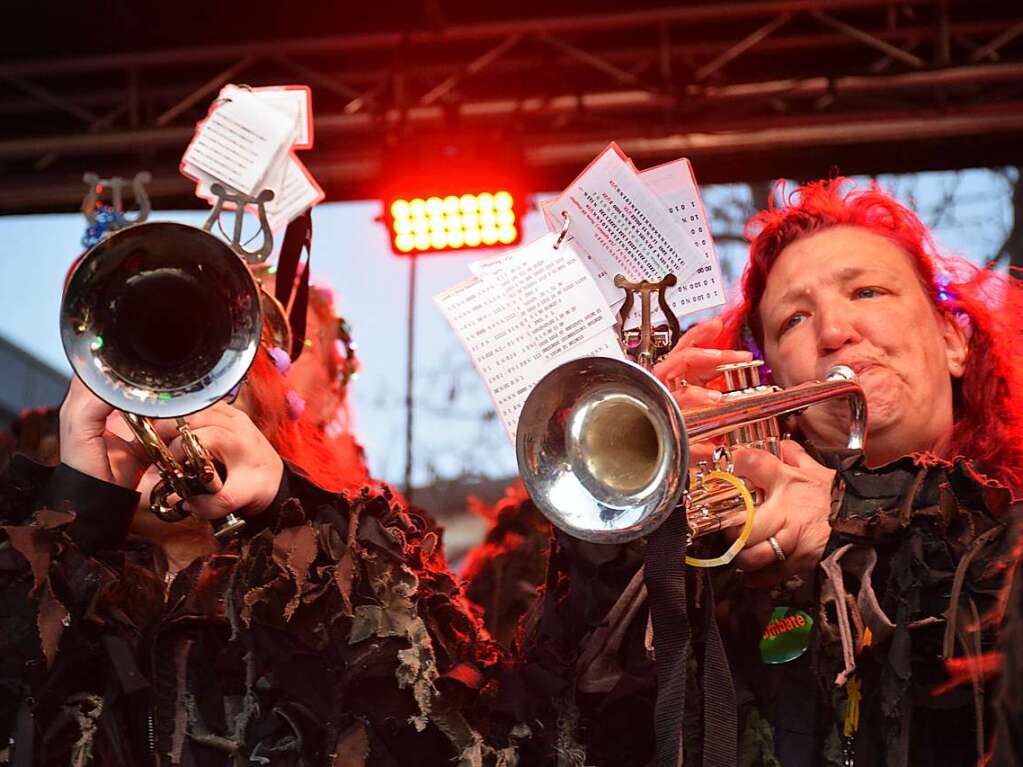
[685,470,756,568]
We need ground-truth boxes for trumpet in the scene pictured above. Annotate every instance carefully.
[515,355,866,562]
[60,222,265,538]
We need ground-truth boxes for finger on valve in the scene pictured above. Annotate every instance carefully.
[166,425,234,465]
[151,417,189,443]
[182,490,238,522]
[721,480,782,547]
[156,427,229,504]
[730,447,787,495]
[779,439,823,470]
[672,384,723,409]
[716,448,786,546]
[743,497,785,548]
[179,402,242,431]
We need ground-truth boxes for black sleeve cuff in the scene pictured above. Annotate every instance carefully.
[240,462,334,535]
[38,463,140,552]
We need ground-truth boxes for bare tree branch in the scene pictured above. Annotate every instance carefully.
[986,167,1023,274]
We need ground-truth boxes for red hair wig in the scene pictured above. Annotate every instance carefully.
[241,350,368,493]
[719,178,1023,496]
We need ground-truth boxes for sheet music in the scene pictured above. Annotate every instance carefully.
[435,144,726,443]
[470,234,617,359]
[182,86,322,231]
[181,89,295,196]
[190,156,322,233]
[435,273,624,443]
[543,144,705,312]
[240,85,313,148]
[264,155,325,233]
[180,162,220,201]
[637,159,725,317]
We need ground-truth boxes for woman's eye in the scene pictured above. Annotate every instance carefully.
[854,287,881,299]
[780,313,806,333]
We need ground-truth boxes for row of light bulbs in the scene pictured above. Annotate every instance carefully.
[390,191,514,219]
[389,191,519,252]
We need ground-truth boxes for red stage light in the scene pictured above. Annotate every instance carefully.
[385,190,522,255]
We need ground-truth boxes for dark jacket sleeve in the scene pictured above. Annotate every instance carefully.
[0,454,146,755]
[38,462,139,553]
[237,460,340,536]
[3,455,140,553]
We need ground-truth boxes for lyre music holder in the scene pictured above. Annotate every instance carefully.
[615,273,682,368]
[82,171,152,230]
[202,183,275,264]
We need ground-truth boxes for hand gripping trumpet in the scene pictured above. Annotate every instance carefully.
[515,276,867,566]
[60,222,269,539]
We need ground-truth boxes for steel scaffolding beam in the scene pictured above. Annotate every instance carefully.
[1,0,1021,213]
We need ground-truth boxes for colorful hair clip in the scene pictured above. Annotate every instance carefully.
[268,347,292,375]
[286,390,306,420]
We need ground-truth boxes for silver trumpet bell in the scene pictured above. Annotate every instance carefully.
[61,221,263,538]
[516,356,866,546]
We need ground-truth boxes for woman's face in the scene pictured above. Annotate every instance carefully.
[757,226,968,466]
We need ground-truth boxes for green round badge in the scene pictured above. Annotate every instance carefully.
[759,607,813,664]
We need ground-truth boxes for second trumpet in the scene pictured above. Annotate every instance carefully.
[515,357,866,548]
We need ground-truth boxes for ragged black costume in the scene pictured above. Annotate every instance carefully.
[1,448,1018,766]
[724,452,1016,767]
[0,457,522,766]
[467,452,1019,767]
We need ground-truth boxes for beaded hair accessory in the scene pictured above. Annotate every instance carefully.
[80,172,151,247]
[936,273,974,341]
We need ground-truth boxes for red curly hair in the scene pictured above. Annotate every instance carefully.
[242,350,367,494]
[719,178,1023,496]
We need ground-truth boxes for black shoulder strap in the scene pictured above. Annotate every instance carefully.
[645,506,737,767]
[275,211,313,361]
[645,507,693,766]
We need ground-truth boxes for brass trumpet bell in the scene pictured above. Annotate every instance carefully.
[60,222,263,537]
[516,357,688,543]
[516,357,866,548]
[61,222,262,419]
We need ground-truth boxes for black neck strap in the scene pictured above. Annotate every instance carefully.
[644,507,737,767]
[275,211,312,361]
[645,506,694,766]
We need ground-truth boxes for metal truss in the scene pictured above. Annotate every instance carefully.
[2,0,1022,212]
